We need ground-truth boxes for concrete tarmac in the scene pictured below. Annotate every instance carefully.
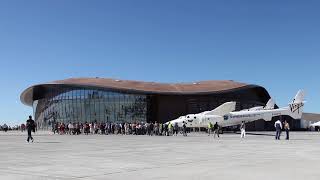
[0,131,319,180]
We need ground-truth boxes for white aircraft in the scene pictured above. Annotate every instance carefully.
[310,121,320,127]
[239,98,275,112]
[168,90,305,128]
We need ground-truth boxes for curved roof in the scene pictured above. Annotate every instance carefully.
[20,78,267,106]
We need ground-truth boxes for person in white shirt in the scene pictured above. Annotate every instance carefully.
[240,121,246,138]
[274,119,282,140]
[68,123,74,135]
[89,123,93,134]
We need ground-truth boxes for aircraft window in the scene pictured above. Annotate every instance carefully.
[194,117,196,119]
[187,116,190,118]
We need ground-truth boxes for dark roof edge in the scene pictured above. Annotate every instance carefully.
[20,83,268,106]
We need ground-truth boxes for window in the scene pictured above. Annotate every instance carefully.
[34,89,147,126]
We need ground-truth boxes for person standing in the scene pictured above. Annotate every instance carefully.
[68,122,74,135]
[76,123,80,135]
[240,121,246,138]
[173,122,179,136]
[154,122,159,136]
[213,122,220,138]
[182,122,187,137]
[51,122,55,133]
[284,120,290,140]
[84,122,89,135]
[208,122,213,136]
[168,122,173,136]
[54,122,59,134]
[26,116,35,143]
[3,124,8,132]
[159,123,163,136]
[164,123,169,136]
[150,122,154,136]
[90,122,94,134]
[21,124,26,132]
[274,119,282,140]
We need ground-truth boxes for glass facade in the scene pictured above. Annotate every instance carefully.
[33,88,147,128]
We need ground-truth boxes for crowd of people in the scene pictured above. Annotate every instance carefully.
[206,120,291,140]
[1,116,301,143]
[50,119,290,140]
[0,124,22,132]
[51,121,188,136]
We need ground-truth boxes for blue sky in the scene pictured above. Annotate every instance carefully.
[0,0,319,125]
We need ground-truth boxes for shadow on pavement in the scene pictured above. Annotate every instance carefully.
[33,142,62,144]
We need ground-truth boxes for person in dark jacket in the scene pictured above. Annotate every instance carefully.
[164,123,169,136]
[26,116,35,143]
[182,122,187,137]
[213,122,220,138]
[149,123,154,136]
[173,122,179,136]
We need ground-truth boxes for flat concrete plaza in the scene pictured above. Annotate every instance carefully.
[0,131,319,180]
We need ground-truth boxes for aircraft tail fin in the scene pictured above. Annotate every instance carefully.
[293,90,305,104]
[288,90,306,119]
[205,102,236,116]
[264,99,275,110]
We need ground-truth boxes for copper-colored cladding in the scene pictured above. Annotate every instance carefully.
[21,78,250,106]
[52,78,248,93]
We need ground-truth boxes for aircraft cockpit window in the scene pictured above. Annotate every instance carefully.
[194,117,196,119]
[187,116,190,118]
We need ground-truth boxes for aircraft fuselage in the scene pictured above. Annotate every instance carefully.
[181,107,295,128]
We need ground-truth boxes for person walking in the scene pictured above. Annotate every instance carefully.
[274,119,282,140]
[26,116,35,143]
[213,122,220,138]
[240,121,246,138]
[284,120,290,140]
